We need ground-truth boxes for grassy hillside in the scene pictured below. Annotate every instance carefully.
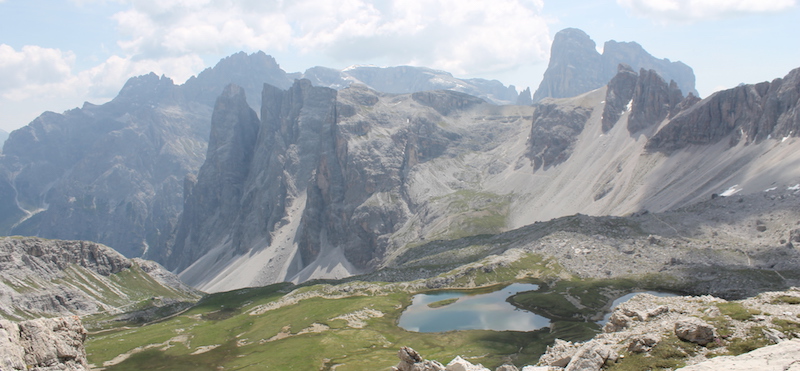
[85,252,671,370]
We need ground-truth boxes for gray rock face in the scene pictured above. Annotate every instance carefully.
[169,84,261,270]
[647,67,800,152]
[533,28,603,103]
[533,28,696,102]
[537,339,618,371]
[602,65,701,135]
[0,316,88,371]
[602,64,638,132]
[527,102,593,170]
[1,73,210,259]
[627,68,685,134]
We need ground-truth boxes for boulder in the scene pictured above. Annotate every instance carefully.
[538,339,579,367]
[627,334,661,353]
[564,341,619,371]
[444,356,490,371]
[674,317,717,345]
[495,365,519,371]
[393,347,446,371]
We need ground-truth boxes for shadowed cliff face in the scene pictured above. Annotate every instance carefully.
[527,103,593,171]
[169,84,261,271]
[647,67,800,152]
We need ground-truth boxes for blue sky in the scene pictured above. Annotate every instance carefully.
[0,0,798,132]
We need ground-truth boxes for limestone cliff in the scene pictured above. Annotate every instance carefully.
[527,102,593,170]
[533,28,696,102]
[169,84,261,271]
[174,82,532,290]
[647,67,800,152]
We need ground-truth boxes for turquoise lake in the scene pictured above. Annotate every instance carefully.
[398,283,549,332]
[399,284,677,333]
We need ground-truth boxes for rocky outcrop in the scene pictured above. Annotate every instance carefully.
[0,316,88,371]
[0,236,198,320]
[647,67,800,152]
[533,28,696,102]
[628,69,685,133]
[601,39,697,98]
[516,87,533,106]
[601,64,638,132]
[676,339,800,370]
[536,289,800,370]
[527,103,593,170]
[391,347,523,371]
[537,339,618,371]
[602,65,696,134]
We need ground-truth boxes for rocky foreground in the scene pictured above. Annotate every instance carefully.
[396,288,800,371]
[0,316,89,371]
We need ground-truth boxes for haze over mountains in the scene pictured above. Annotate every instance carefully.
[1,28,799,294]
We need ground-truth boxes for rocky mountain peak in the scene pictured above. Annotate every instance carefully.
[182,51,293,109]
[532,28,603,102]
[647,67,800,152]
[112,72,178,105]
[516,87,533,106]
[533,28,697,103]
[627,68,684,134]
[601,66,693,134]
[602,40,697,97]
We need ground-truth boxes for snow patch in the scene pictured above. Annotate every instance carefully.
[764,187,777,192]
[720,185,741,197]
[788,184,800,191]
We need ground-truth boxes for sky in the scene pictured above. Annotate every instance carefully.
[0,0,798,133]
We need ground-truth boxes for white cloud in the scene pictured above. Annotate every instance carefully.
[0,44,78,101]
[0,43,207,119]
[618,0,797,22]
[111,0,551,76]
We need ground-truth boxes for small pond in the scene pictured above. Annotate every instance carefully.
[398,283,550,332]
[399,284,678,333]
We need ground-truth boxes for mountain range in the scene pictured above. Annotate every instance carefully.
[2,28,799,295]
